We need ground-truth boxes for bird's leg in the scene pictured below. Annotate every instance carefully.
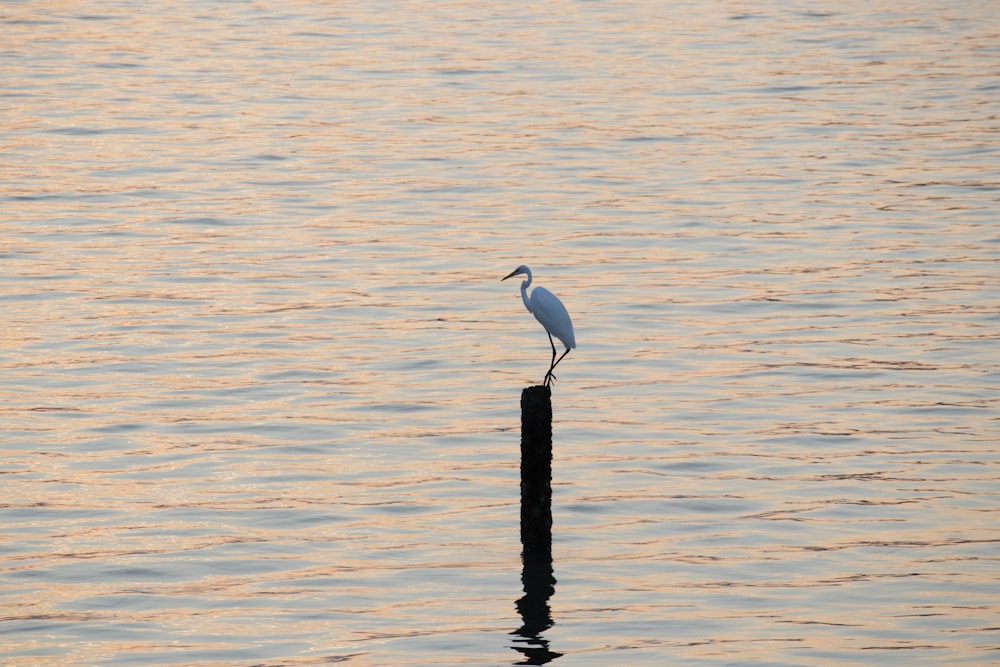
[544,333,559,386]
[548,347,571,383]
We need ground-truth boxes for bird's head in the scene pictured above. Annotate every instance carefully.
[502,265,531,281]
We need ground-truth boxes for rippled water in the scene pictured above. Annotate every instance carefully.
[2,1,998,665]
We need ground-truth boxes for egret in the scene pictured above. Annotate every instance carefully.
[502,265,576,387]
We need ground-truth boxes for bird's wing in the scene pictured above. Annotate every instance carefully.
[530,286,576,349]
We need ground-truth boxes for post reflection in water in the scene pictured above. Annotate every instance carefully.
[511,552,561,665]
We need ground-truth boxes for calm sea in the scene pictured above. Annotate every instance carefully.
[2,1,998,665]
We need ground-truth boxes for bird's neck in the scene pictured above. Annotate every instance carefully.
[520,280,532,313]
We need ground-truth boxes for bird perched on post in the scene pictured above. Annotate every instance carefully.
[502,265,576,387]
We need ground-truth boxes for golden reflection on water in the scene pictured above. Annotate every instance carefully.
[2,0,998,665]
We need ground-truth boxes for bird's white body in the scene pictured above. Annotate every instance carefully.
[521,284,575,350]
[502,264,575,386]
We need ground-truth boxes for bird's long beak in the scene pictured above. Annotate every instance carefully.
[501,269,519,281]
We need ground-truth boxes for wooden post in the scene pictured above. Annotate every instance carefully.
[520,384,552,559]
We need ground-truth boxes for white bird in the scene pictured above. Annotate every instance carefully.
[502,264,576,387]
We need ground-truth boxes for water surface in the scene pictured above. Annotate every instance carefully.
[2,1,998,665]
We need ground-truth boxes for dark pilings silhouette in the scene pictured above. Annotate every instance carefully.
[511,384,560,664]
[520,384,553,559]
